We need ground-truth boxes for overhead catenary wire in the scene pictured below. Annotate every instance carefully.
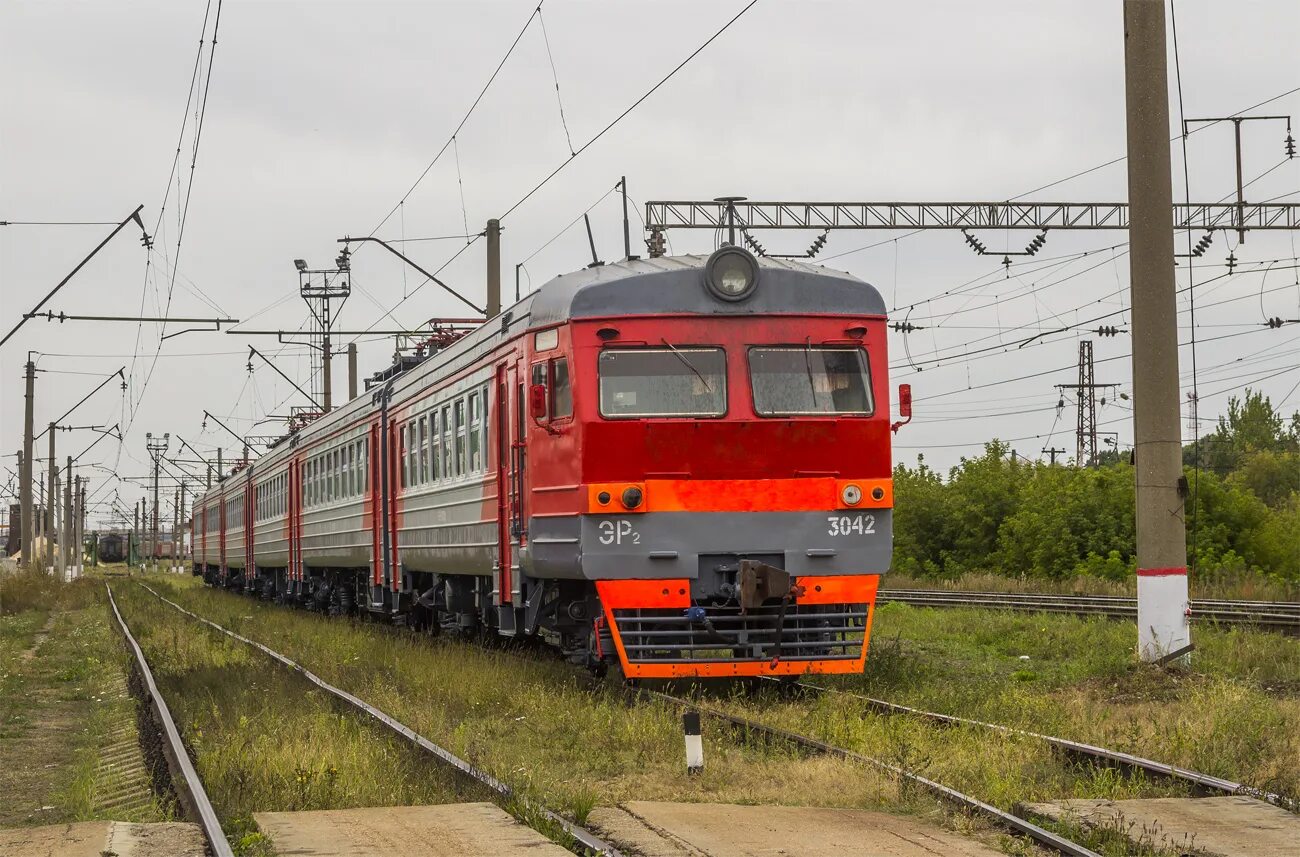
[347,2,759,343]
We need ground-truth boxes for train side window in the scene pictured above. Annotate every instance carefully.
[552,358,571,418]
[430,411,441,482]
[468,392,481,472]
[441,405,453,479]
[455,399,467,477]
[481,385,490,471]
[415,416,426,486]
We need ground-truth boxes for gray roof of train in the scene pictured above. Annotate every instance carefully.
[529,254,885,325]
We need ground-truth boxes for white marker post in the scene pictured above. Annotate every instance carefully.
[683,711,704,775]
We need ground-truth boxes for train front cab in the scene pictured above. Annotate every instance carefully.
[524,252,895,679]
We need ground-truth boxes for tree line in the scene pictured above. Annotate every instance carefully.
[892,390,1299,583]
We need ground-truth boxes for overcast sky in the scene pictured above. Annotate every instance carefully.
[3,1,1299,525]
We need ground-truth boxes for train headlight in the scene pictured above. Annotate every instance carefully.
[621,486,644,509]
[704,246,759,302]
[841,484,862,506]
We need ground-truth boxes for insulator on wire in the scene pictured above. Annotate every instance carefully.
[1096,325,1122,337]
[1266,316,1286,329]
[1286,131,1296,159]
[890,321,920,333]
[1192,232,1214,257]
[1226,251,1237,273]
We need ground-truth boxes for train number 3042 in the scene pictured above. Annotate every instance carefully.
[827,514,876,536]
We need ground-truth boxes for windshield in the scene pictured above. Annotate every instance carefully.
[749,347,873,415]
[599,348,726,418]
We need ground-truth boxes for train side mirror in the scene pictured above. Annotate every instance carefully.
[891,383,913,434]
[529,383,548,421]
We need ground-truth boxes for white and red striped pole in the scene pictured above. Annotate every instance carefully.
[1123,0,1192,662]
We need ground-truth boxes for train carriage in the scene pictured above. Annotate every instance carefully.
[194,247,904,678]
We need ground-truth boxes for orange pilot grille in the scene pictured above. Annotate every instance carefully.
[596,575,880,679]
[585,478,892,514]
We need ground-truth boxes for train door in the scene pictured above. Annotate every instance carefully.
[368,422,383,594]
[245,477,255,583]
[494,364,512,608]
[218,494,226,580]
[289,457,302,595]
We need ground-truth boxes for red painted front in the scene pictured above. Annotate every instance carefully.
[525,314,892,522]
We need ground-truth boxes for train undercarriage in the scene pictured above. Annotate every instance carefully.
[195,559,872,679]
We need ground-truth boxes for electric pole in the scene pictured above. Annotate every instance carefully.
[486,218,502,318]
[1056,341,1117,467]
[295,253,351,414]
[1124,0,1191,662]
[21,359,35,566]
[1043,447,1067,465]
[46,423,55,571]
[146,432,169,572]
[61,458,71,582]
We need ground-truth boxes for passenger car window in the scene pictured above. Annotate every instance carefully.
[749,347,873,415]
[598,348,726,418]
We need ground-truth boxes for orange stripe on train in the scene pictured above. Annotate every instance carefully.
[585,477,892,514]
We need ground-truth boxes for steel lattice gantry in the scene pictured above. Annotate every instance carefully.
[643,200,1300,232]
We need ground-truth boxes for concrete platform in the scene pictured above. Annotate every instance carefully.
[252,803,575,856]
[0,821,205,857]
[588,802,1003,856]
[1023,795,1300,857]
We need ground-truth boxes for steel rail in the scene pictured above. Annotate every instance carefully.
[770,679,1296,813]
[877,589,1300,631]
[136,582,623,857]
[636,687,1101,857]
[105,584,234,857]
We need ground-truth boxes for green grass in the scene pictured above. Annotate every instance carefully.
[813,603,1300,801]
[134,574,1288,856]
[0,569,170,827]
[111,583,493,855]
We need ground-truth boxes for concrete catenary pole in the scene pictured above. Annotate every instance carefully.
[347,342,358,401]
[72,475,81,579]
[46,423,57,571]
[179,480,187,572]
[172,488,179,572]
[35,473,44,558]
[21,360,35,566]
[133,500,140,567]
[1123,0,1191,662]
[322,330,333,413]
[486,218,502,319]
[63,457,72,581]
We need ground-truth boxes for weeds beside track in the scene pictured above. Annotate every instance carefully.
[106,583,232,857]
[760,678,1297,812]
[134,580,623,856]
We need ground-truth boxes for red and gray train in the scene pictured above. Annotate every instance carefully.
[192,246,907,678]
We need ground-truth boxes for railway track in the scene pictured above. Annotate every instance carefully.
[105,584,234,857]
[767,678,1296,813]
[877,588,1300,631]
[636,686,1103,857]
[134,582,624,857]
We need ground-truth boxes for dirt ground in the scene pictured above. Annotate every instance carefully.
[587,802,1005,857]
[253,803,574,856]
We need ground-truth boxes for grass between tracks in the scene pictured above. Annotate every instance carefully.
[132,573,1300,856]
[133,574,1047,853]
[0,567,170,827]
[803,602,1300,800]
